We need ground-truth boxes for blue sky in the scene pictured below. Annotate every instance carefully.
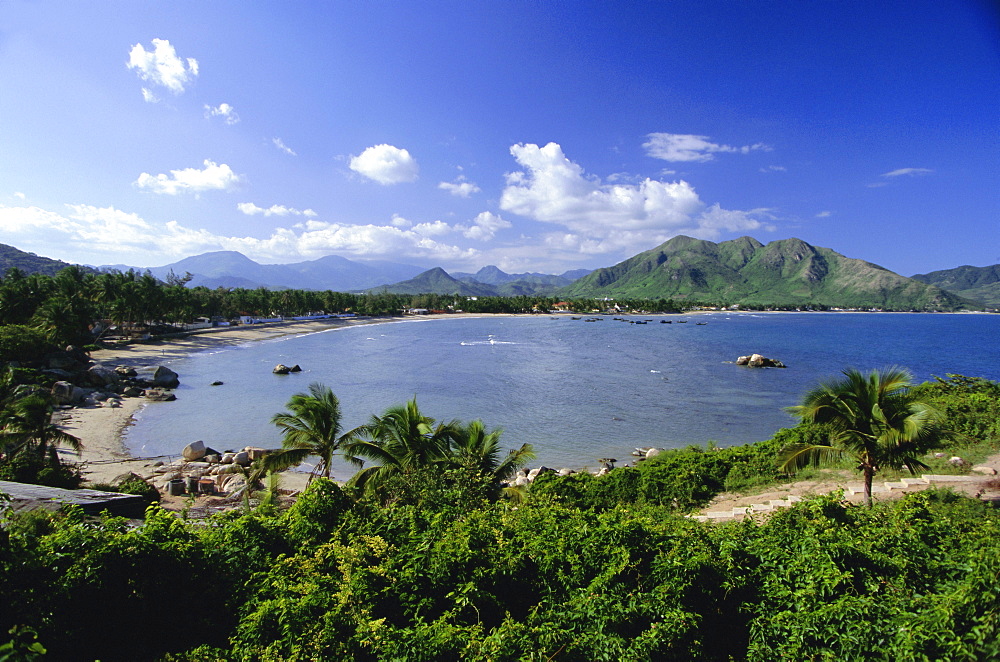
[1,1,997,276]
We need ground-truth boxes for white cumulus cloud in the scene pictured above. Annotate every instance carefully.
[205,103,239,124]
[237,203,316,217]
[643,133,769,162]
[349,144,419,184]
[127,38,198,99]
[135,160,242,195]
[500,142,771,255]
[0,203,477,266]
[438,176,481,198]
[411,220,454,237]
[461,212,511,241]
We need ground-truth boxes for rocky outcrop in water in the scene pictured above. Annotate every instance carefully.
[736,353,786,368]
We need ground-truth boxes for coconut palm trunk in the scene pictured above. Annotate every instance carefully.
[779,367,947,507]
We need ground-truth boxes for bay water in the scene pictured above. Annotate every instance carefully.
[125,313,1000,478]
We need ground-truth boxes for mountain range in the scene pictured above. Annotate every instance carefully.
[912,264,1000,307]
[103,251,427,292]
[559,236,970,310]
[0,239,994,310]
[0,244,99,277]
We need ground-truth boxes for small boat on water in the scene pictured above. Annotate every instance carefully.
[661,320,672,324]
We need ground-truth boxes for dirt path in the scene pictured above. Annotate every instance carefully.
[695,451,1000,518]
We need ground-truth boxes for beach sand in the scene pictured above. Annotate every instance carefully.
[56,314,493,493]
[57,311,998,514]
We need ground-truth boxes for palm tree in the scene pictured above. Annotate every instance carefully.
[264,383,347,483]
[450,419,535,486]
[778,367,947,506]
[342,398,459,497]
[0,391,83,461]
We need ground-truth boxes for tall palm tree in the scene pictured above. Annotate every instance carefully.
[0,392,83,461]
[778,367,947,506]
[265,383,347,482]
[342,398,459,497]
[450,419,534,485]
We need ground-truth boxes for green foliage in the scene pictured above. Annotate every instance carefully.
[781,367,949,506]
[0,625,46,661]
[530,432,796,512]
[1,374,999,660]
[0,452,80,488]
[2,484,1000,660]
[282,477,354,546]
[0,326,54,365]
[913,373,1000,446]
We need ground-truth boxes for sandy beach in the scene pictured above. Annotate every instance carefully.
[57,314,497,491]
[56,310,1000,514]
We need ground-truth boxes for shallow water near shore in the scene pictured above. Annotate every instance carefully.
[125,313,1000,478]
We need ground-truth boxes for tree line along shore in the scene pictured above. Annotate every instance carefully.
[1,265,1000,659]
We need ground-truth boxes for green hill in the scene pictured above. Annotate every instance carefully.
[911,264,1000,307]
[0,243,97,277]
[560,236,971,310]
[368,267,497,296]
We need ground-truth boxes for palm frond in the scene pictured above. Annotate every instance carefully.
[777,442,841,472]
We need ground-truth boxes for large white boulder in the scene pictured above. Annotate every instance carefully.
[182,440,207,461]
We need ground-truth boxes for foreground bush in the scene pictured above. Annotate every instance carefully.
[2,480,999,661]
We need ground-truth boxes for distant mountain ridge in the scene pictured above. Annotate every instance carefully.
[0,240,983,310]
[0,244,99,277]
[911,264,1000,307]
[370,264,592,296]
[559,236,971,310]
[109,251,426,292]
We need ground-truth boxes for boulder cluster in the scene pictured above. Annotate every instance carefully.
[272,364,302,375]
[50,361,180,408]
[149,441,273,497]
[735,353,786,368]
[33,344,181,408]
[505,454,653,487]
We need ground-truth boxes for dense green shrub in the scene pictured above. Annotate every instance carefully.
[0,325,54,365]
[530,427,827,512]
[2,376,999,661]
[913,374,1000,446]
[0,453,80,489]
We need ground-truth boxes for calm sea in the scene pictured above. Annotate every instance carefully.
[125,313,1000,477]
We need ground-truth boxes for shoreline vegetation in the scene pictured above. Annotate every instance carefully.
[5,309,1000,658]
[64,311,999,496]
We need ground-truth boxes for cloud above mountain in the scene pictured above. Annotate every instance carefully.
[349,144,419,184]
[499,142,770,255]
[135,160,242,195]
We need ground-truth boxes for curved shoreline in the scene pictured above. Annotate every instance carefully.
[59,313,508,486]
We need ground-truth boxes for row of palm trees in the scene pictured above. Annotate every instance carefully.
[268,367,950,508]
[264,383,535,503]
[0,365,950,509]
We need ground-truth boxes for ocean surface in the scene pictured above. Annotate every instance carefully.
[125,313,1000,477]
